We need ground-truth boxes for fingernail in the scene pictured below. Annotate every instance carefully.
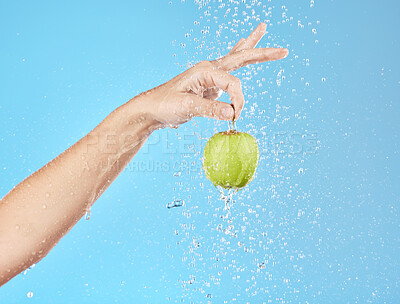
[282,48,289,58]
[221,106,234,119]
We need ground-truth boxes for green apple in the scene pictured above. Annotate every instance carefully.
[203,130,259,189]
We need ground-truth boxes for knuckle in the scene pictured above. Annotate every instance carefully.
[210,102,219,116]
[233,76,241,86]
[196,60,212,69]
[229,76,242,90]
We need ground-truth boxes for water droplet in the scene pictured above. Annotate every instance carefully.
[23,264,36,275]
[27,291,33,298]
[42,204,47,209]
[85,210,91,220]
[258,262,266,269]
[166,199,184,209]
[298,168,304,174]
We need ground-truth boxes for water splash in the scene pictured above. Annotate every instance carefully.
[23,263,36,275]
[216,187,237,219]
[173,171,182,177]
[166,199,184,209]
[258,262,266,269]
[168,0,324,301]
[85,209,91,220]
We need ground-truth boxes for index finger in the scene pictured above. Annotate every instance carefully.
[214,48,289,72]
[228,23,267,55]
[235,22,267,51]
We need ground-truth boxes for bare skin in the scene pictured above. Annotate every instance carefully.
[0,23,288,286]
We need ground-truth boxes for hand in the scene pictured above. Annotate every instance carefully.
[135,23,288,128]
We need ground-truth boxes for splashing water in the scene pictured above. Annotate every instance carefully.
[216,187,237,219]
[164,0,328,302]
[166,199,185,209]
[23,264,36,276]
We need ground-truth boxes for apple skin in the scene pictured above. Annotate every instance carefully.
[203,130,259,189]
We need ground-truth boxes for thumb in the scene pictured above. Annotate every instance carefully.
[186,95,235,121]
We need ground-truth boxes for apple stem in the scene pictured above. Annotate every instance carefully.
[229,119,236,131]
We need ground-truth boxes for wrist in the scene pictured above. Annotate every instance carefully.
[94,96,160,155]
[116,95,163,134]
[122,94,165,131]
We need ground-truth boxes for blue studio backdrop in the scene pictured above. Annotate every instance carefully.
[0,0,399,303]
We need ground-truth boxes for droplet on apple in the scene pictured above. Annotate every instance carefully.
[202,130,259,189]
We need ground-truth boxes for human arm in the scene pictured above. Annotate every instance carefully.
[0,23,288,286]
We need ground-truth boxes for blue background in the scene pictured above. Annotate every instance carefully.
[0,0,399,303]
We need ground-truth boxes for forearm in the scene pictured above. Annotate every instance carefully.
[0,96,157,285]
